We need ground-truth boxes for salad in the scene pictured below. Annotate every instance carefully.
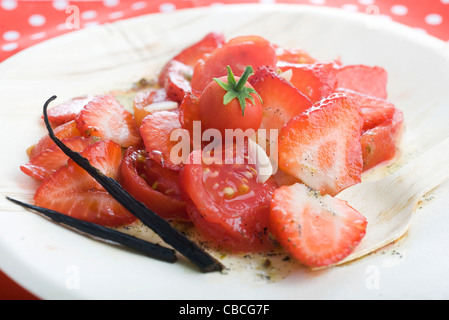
[18,32,403,270]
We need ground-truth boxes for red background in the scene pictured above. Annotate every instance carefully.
[1,0,448,300]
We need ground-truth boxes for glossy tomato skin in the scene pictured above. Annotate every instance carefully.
[119,146,188,221]
[199,76,263,136]
[190,35,277,93]
[180,149,278,252]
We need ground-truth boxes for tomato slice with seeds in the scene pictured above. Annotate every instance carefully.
[180,149,278,252]
[119,146,188,221]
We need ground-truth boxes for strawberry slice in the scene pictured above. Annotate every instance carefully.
[278,92,364,196]
[170,31,226,68]
[337,89,404,170]
[133,88,176,127]
[140,110,188,171]
[179,91,201,140]
[75,95,142,148]
[275,45,317,64]
[21,136,92,181]
[34,140,136,227]
[158,32,226,103]
[336,65,388,99]
[249,66,312,131]
[162,60,193,103]
[190,35,278,93]
[270,183,367,268]
[158,32,226,87]
[277,61,339,103]
[28,120,81,159]
[44,95,95,128]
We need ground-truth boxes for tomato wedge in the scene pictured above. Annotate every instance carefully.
[119,146,188,221]
[180,149,278,252]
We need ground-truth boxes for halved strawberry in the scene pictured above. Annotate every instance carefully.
[75,95,142,148]
[278,92,363,196]
[249,66,312,131]
[277,61,338,103]
[336,64,388,99]
[270,183,367,268]
[190,35,278,93]
[28,120,81,159]
[34,140,136,227]
[44,95,96,128]
[140,110,188,171]
[21,136,92,181]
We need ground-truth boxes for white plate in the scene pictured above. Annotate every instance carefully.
[1,4,449,300]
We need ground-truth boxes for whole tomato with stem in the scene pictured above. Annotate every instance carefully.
[199,65,263,136]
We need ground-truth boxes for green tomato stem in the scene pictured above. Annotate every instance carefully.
[213,65,262,116]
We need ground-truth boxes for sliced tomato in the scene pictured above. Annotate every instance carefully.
[158,32,226,103]
[337,89,404,171]
[139,110,187,171]
[361,106,404,171]
[158,32,226,87]
[119,146,188,221]
[180,149,278,252]
[190,35,278,93]
[133,88,174,127]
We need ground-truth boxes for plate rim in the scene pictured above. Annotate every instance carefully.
[1,3,449,300]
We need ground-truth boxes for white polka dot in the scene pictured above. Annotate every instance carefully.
[358,0,375,5]
[159,3,176,12]
[1,0,17,10]
[103,0,119,7]
[379,14,393,22]
[342,4,359,12]
[441,0,449,4]
[131,1,146,10]
[109,11,124,20]
[365,4,380,16]
[309,0,326,4]
[84,21,100,28]
[81,10,97,20]
[56,23,68,31]
[29,14,46,27]
[30,32,47,40]
[53,0,68,11]
[391,5,408,16]
[425,13,443,25]
[3,30,20,41]
[2,42,18,52]
[414,28,428,34]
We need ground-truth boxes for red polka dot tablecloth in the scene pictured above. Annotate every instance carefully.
[1,0,448,63]
[0,0,448,300]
